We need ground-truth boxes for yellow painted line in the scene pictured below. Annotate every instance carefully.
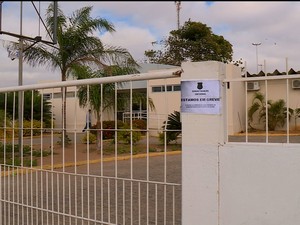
[1,150,182,177]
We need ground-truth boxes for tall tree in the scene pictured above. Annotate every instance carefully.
[144,20,233,66]
[7,3,137,143]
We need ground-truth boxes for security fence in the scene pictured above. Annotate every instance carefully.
[0,69,182,225]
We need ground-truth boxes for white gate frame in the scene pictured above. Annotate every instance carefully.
[0,68,182,225]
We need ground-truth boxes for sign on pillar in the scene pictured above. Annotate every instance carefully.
[181,80,221,114]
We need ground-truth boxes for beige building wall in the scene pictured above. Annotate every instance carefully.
[41,64,300,135]
[148,77,181,136]
[42,86,110,132]
[247,78,300,130]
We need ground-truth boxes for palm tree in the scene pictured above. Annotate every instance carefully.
[75,65,155,150]
[159,110,181,144]
[7,3,137,143]
[248,92,293,131]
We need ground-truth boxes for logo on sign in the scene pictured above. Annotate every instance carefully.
[197,82,203,90]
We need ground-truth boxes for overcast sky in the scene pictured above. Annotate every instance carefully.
[0,1,298,87]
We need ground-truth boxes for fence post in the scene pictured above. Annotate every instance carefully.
[181,61,226,225]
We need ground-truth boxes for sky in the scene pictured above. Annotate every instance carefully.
[0,1,299,87]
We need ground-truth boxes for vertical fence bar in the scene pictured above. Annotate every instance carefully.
[86,85,90,225]
[114,82,118,225]
[51,89,54,225]
[30,90,34,225]
[245,61,249,142]
[130,81,133,225]
[100,83,104,223]
[40,89,44,225]
[164,80,167,225]
[146,77,150,225]
[286,58,290,143]
[74,88,78,225]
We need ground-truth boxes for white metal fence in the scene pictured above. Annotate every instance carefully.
[225,67,300,144]
[0,69,182,225]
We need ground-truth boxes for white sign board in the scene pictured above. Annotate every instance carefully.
[181,80,221,114]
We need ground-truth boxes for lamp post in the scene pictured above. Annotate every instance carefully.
[252,42,261,73]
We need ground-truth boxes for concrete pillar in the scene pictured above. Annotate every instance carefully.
[181,61,226,225]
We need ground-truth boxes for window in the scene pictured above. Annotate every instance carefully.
[43,93,52,100]
[167,85,172,92]
[173,85,181,91]
[53,91,75,98]
[151,84,181,92]
[152,86,165,92]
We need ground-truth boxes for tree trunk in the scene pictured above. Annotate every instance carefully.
[60,72,69,146]
[96,113,101,151]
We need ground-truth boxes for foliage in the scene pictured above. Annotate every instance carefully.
[132,119,147,134]
[56,134,71,146]
[6,3,137,145]
[0,109,12,127]
[90,120,125,140]
[248,92,293,131]
[159,111,181,144]
[0,91,52,128]
[16,120,45,136]
[75,64,157,150]
[144,20,233,66]
[117,123,142,145]
[0,143,51,167]
[81,132,97,144]
[5,158,37,167]
[293,107,300,130]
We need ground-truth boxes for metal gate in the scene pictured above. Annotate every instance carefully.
[0,69,182,224]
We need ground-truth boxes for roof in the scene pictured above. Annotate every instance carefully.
[244,68,300,77]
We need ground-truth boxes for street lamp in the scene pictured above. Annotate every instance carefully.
[252,42,261,73]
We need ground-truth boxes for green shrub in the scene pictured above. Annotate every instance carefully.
[81,132,97,144]
[91,120,125,139]
[6,157,37,167]
[23,120,44,136]
[117,124,142,145]
[132,119,147,134]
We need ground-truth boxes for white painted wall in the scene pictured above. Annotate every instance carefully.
[181,61,226,225]
[220,143,300,225]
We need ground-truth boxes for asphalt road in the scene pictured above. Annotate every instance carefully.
[1,152,182,225]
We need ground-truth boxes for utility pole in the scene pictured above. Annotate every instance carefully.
[175,1,181,29]
[252,42,261,73]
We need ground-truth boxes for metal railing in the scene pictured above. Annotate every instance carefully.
[0,68,182,225]
[224,69,300,144]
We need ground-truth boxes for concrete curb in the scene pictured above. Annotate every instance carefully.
[2,150,182,177]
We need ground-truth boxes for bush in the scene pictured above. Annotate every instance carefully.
[132,119,147,134]
[81,132,97,144]
[90,120,125,139]
[117,124,142,145]
[22,120,45,136]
